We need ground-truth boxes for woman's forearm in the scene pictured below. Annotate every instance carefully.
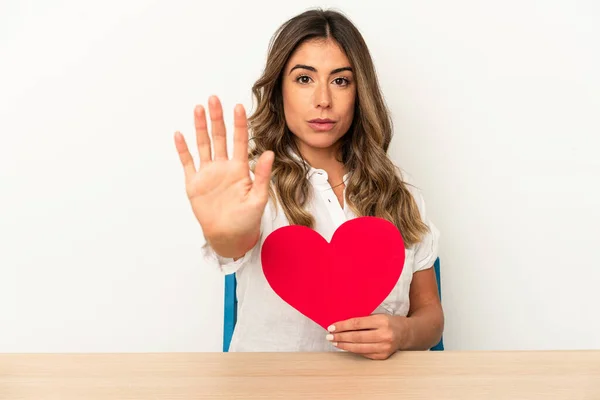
[398,303,444,351]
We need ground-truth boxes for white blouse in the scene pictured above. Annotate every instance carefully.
[201,155,440,352]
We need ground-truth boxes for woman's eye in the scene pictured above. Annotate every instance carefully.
[296,76,350,86]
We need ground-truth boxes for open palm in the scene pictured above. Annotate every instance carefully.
[174,96,274,253]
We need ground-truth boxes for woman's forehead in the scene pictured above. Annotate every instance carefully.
[285,39,351,72]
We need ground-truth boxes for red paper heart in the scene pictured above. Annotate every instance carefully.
[261,216,405,330]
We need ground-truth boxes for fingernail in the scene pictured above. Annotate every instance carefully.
[327,325,335,332]
[326,334,334,341]
[332,342,338,347]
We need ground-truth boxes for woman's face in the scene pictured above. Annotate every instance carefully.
[281,38,356,155]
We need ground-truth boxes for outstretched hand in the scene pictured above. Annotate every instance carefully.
[174,95,274,250]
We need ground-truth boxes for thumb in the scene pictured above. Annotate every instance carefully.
[250,150,274,202]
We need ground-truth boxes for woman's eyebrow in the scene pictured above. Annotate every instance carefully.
[288,64,353,75]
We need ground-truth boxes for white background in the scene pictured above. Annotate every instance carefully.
[1,0,599,352]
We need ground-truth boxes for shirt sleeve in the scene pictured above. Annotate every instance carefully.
[403,172,441,273]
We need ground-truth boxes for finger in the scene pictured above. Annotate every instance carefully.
[333,341,381,354]
[194,105,212,166]
[327,329,381,344]
[250,150,274,202]
[174,131,196,180]
[329,315,383,333]
[208,95,228,160]
[232,104,249,163]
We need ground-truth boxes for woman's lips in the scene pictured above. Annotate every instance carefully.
[307,120,336,131]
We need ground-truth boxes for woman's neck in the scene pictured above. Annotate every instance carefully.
[295,141,347,182]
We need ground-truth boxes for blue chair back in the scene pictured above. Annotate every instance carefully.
[223,273,237,352]
[430,257,444,351]
[223,257,444,352]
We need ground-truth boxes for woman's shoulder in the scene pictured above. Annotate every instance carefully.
[392,164,429,214]
[394,164,440,263]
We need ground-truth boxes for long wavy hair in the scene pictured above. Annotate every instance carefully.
[248,8,429,247]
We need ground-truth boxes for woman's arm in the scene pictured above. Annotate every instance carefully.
[399,266,444,350]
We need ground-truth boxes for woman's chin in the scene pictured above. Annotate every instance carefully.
[295,133,344,150]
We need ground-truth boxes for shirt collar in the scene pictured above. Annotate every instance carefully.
[286,146,351,183]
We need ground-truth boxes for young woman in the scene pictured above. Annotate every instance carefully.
[174,8,443,360]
